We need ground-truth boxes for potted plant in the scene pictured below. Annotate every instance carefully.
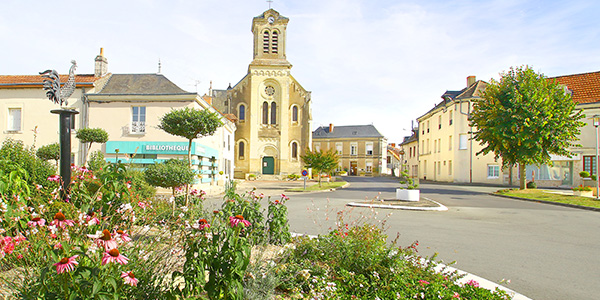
[573,185,593,197]
[396,170,419,201]
[247,173,257,181]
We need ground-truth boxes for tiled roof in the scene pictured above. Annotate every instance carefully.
[549,71,600,104]
[313,124,384,139]
[0,74,100,88]
[94,74,192,95]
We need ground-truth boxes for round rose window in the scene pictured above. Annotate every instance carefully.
[265,86,275,96]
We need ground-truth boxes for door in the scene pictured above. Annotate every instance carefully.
[262,156,275,175]
[350,161,358,176]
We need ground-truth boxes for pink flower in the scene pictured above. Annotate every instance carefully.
[418,280,430,285]
[50,212,75,229]
[0,237,15,254]
[48,175,61,182]
[193,219,210,230]
[465,279,479,287]
[89,229,118,251]
[27,217,46,227]
[54,255,79,274]
[102,248,129,265]
[229,215,251,228]
[84,212,101,226]
[137,201,148,210]
[121,271,139,286]
[114,229,132,242]
[453,292,461,298]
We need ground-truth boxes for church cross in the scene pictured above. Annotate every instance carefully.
[267,0,273,9]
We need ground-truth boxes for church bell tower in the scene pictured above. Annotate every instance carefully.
[251,9,291,67]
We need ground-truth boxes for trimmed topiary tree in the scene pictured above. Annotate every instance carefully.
[36,143,60,167]
[144,159,195,213]
[76,128,109,165]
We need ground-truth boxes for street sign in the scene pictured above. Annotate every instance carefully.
[301,169,308,177]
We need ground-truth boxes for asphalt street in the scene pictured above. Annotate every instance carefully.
[240,176,600,300]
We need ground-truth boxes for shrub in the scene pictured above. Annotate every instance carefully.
[573,185,592,192]
[526,181,537,189]
[36,143,60,163]
[144,159,194,196]
[579,171,590,178]
[0,138,55,187]
[87,150,107,172]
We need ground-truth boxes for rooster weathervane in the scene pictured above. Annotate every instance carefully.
[40,60,77,106]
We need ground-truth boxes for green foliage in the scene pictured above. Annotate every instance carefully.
[158,107,223,142]
[592,174,598,181]
[579,171,590,178]
[267,195,291,245]
[399,169,419,190]
[300,148,339,187]
[0,138,55,188]
[88,150,107,172]
[470,66,586,189]
[221,189,267,245]
[143,159,195,193]
[526,181,537,189]
[36,143,60,162]
[75,128,109,145]
[287,173,300,180]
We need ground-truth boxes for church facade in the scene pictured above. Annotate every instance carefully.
[217,9,312,179]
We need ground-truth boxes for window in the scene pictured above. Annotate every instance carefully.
[387,156,391,164]
[263,30,270,53]
[487,165,500,178]
[449,160,452,175]
[426,139,430,153]
[262,102,269,124]
[336,143,342,154]
[438,115,442,129]
[366,143,373,155]
[70,114,76,130]
[449,135,452,150]
[437,161,441,175]
[272,31,278,53]
[227,135,230,151]
[434,140,437,153]
[449,110,453,125]
[366,162,373,173]
[427,121,430,133]
[270,102,277,124]
[238,141,245,159]
[292,106,298,122]
[438,138,441,152]
[7,108,21,131]
[315,144,321,152]
[351,144,357,156]
[131,106,146,134]
[421,141,425,154]
[291,142,298,159]
[459,134,468,150]
[584,156,597,176]
[239,104,246,122]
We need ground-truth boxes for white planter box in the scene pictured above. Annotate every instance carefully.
[396,189,420,201]
[574,190,593,197]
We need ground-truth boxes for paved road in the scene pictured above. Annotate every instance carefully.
[264,176,600,300]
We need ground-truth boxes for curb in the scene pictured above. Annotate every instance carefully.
[491,193,600,212]
[284,182,351,194]
[290,232,531,300]
[346,196,448,211]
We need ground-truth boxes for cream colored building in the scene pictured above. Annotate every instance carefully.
[398,130,419,178]
[312,124,387,176]
[212,9,312,179]
[417,76,506,184]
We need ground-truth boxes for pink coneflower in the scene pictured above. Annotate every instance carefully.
[465,279,479,287]
[0,237,15,254]
[418,280,430,285]
[121,271,139,286]
[47,175,61,182]
[89,229,118,251]
[114,229,132,242]
[229,215,251,228]
[50,212,74,229]
[137,201,148,210]
[83,211,100,226]
[54,255,79,274]
[27,217,46,227]
[193,219,210,231]
[102,248,129,265]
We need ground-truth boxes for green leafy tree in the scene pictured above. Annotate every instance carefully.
[300,148,339,187]
[76,128,109,165]
[36,143,60,167]
[158,108,223,205]
[143,159,195,196]
[0,139,55,187]
[470,66,585,189]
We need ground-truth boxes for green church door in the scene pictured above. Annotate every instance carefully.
[262,157,275,175]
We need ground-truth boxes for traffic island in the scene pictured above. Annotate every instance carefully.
[347,197,448,211]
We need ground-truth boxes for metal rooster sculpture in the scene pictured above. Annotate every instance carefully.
[40,60,77,106]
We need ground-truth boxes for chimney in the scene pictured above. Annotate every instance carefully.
[95,48,108,77]
[391,143,396,147]
[467,75,476,87]
[329,123,334,133]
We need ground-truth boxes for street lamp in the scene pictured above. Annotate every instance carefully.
[591,114,600,200]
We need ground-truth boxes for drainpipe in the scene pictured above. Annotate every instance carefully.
[459,99,473,183]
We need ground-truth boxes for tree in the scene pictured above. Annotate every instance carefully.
[300,148,339,187]
[144,159,195,212]
[158,108,223,205]
[76,128,109,165]
[36,143,60,167]
[469,66,585,189]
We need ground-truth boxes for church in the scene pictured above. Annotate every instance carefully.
[212,9,312,179]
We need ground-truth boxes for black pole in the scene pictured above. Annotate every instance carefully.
[51,108,79,201]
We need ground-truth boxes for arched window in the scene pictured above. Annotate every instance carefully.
[291,142,298,159]
[292,105,298,122]
[263,30,270,53]
[239,104,246,122]
[238,141,245,159]
[262,102,269,124]
[270,102,277,124]
[272,31,278,54]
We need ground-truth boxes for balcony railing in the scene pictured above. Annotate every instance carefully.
[131,121,146,134]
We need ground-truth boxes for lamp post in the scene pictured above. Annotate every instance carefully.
[591,114,600,200]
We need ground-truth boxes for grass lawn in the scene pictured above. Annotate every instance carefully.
[286,180,347,192]
[496,188,600,209]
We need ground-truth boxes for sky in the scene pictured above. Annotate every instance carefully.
[2,0,600,144]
